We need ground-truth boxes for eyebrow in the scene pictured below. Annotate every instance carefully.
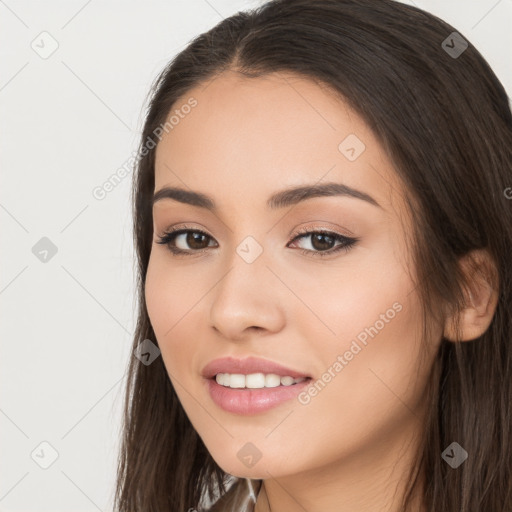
[152,182,382,211]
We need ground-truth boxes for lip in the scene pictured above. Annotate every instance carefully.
[201,356,311,380]
[201,356,312,415]
[204,377,312,415]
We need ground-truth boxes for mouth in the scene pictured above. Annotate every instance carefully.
[211,372,311,389]
[201,355,312,381]
[201,356,313,414]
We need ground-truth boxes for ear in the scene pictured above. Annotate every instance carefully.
[443,249,499,342]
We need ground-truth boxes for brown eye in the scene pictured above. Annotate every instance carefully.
[156,228,217,255]
[310,233,336,251]
[184,232,211,250]
[288,230,359,258]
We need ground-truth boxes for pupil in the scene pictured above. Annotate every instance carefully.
[187,232,208,249]
[312,233,334,251]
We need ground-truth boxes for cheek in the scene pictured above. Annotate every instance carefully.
[145,256,218,445]
[145,258,169,336]
[288,238,412,349]
[288,245,428,426]
[145,252,194,334]
[317,263,426,402]
[144,253,208,382]
[145,256,187,369]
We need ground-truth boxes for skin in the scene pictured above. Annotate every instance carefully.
[144,70,496,512]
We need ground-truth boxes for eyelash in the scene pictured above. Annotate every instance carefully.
[155,224,359,259]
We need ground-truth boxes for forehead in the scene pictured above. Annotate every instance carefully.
[153,70,403,213]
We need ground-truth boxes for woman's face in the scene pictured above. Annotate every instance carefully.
[145,71,441,481]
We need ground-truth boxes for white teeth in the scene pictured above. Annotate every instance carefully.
[265,374,281,388]
[215,372,307,389]
[246,373,265,388]
[230,374,246,388]
[280,376,295,386]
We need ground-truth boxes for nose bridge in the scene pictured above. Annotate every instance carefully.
[208,234,286,339]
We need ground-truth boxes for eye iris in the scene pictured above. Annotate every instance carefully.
[187,232,209,249]
[311,233,334,251]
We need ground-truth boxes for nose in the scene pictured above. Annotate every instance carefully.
[209,251,287,342]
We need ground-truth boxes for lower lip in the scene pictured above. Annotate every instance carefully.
[205,377,312,415]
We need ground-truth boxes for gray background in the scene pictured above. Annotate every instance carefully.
[1,0,511,510]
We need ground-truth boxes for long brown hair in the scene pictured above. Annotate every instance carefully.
[114,0,512,510]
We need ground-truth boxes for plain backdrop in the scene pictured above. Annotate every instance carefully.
[0,1,511,510]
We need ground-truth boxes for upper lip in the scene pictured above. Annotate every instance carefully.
[201,356,311,380]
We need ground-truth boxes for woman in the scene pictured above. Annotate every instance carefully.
[114,0,512,510]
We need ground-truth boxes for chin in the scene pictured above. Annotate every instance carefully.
[211,451,292,480]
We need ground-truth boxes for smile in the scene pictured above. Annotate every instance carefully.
[215,372,307,389]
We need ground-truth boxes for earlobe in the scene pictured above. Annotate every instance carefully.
[443,249,499,342]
